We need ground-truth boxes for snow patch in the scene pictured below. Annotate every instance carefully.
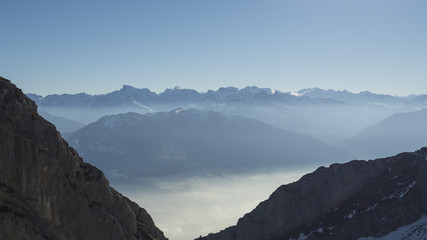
[358,215,427,240]
[383,181,416,200]
[174,109,184,114]
[345,210,357,219]
[132,100,153,112]
[296,233,308,240]
[366,203,378,212]
[290,226,332,240]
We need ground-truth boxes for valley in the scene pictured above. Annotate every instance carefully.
[24,84,427,240]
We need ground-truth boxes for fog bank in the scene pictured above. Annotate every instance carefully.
[115,167,316,240]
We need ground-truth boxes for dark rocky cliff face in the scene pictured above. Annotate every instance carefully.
[198,148,427,240]
[0,77,167,240]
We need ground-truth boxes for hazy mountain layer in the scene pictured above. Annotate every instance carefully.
[67,109,353,182]
[28,85,427,144]
[38,110,84,134]
[340,109,427,159]
[297,88,408,106]
[197,148,427,240]
[0,77,167,239]
[28,85,427,109]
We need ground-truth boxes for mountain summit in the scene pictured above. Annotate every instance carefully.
[0,77,167,240]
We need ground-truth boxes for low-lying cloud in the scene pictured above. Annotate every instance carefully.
[116,166,316,240]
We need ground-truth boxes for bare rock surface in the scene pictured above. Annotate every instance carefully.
[0,77,167,240]
[198,147,427,240]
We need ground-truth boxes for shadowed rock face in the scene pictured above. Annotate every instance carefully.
[0,77,167,240]
[198,148,427,240]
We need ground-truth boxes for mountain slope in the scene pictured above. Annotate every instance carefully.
[0,77,167,239]
[67,109,353,181]
[197,148,427,240]
[28,86,427,144]
[340,109,427,159]
[38,110,85,134]
[360,215,427,240]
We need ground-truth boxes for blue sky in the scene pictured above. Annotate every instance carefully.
[1,0,426,96]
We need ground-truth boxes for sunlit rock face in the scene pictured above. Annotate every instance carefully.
[0,76,167,240]
[198,147,427,240]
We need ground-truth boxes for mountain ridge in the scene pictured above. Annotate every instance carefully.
[26,85,349,108]
[27,85,427,145]
[67,108,353,182]
[28,85,426,108]
[340,108,427,159]
[197,147,427,240]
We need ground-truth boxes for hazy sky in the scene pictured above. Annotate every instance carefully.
[1,0,426,96]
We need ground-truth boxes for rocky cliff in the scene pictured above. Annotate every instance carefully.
[198,148,427,240]
[0,77,167,240]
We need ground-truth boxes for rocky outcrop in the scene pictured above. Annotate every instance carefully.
[0,77,167,240]
[198,148,427,240]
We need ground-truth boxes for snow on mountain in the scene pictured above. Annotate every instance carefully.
[28,85,427,109]
[27,85,427,144]
[197,148,427,240]
[240,86,277,94]
[359,215,427,240]
[297,88,408,106]
[27,85,344,108]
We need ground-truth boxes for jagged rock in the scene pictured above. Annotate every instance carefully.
[0,76,167,240]
[197,148,427,240]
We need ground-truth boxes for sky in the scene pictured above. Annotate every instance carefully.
[1,0,426,96]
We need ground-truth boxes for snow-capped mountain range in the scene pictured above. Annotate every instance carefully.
[28,85,427,108]
[28,85,348,108]
[27,85,427,160]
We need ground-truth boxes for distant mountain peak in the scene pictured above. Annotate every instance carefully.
[27,85,426,110]
[121,84,137,91]
[298,87,350,95]
[218,86,239,91]
[173,108,184,114]
[241,86,277,94]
